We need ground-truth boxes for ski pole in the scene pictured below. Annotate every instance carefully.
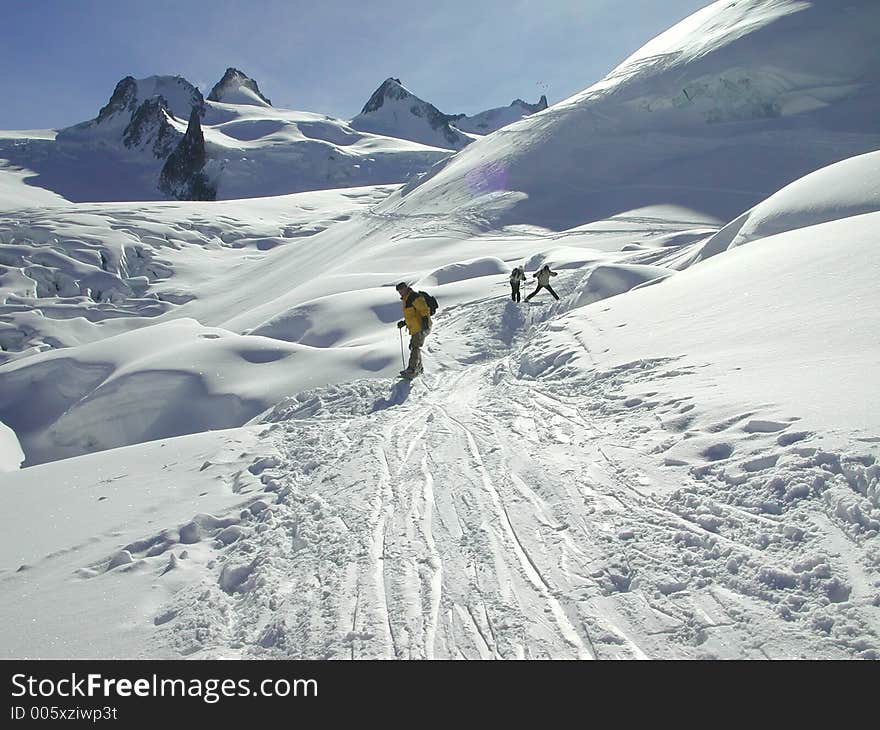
[399,327,406,368]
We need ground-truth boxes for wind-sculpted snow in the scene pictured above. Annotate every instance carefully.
[247,287,404,348]
[0,312,402,466]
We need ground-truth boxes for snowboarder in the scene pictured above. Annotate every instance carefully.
[525,264,560,301]
[396,282,432,379]
[509,265,526,302]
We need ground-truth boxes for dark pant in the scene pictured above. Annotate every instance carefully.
[407,330,427,372]
[510,282,521,302]
[526,283,559,301]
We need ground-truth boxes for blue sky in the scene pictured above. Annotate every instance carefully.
[0,0,710,129]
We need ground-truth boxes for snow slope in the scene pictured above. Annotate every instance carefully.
[1,142,877,658]
[0,0,878,660]
[387,0,880,229]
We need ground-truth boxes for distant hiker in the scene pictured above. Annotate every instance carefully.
[509,265,526,302]
[396,282,433,379]
[525,264,560,301]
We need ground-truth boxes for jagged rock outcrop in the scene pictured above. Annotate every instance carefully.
[208,67,272,106]
[158,107,216,201]
[96,76,140,124]
[122,96,180,158]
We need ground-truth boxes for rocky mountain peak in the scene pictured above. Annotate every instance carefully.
[353,78,471,150]
[96,76,140,124]
[207,68,272,106]
[360,77,409,114]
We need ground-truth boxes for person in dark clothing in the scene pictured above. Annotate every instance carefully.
[525,264,560,301]
[509,265,526,302]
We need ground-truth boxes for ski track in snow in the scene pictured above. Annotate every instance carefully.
[75,269,874,660]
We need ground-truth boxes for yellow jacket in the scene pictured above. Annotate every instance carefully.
[401,291,432,335]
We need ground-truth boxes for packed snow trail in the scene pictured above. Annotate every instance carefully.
[143,273,879,659]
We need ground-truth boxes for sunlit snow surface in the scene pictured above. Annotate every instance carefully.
[0,0,878,659]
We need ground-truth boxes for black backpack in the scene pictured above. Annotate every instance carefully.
[419,290,438,315]
[408,289,438,315]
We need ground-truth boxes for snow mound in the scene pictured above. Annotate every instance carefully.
[695,149,880,261]
[573,264,674,308]
[247,288,399,347]
[416,257,509,287]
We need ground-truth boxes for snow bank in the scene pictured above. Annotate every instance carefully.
[247,288,401,346]
[523,211,880,435]
[0,160,68,208]
[695,149,880,260]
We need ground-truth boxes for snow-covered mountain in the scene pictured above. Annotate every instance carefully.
[451,95,548,135]
[349,79,549,149]
[56,75,204,161]
[0,71,451,202]
[0,0,878,660]
[350,77,474,150]
[0,71,548,204]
